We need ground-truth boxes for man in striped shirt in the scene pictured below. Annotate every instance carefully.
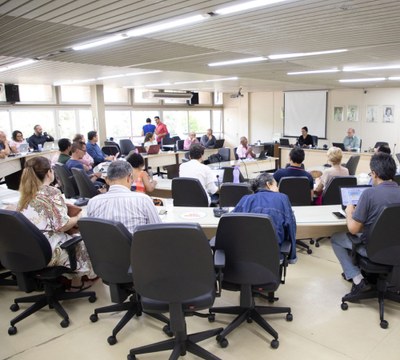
[87,161,161,235]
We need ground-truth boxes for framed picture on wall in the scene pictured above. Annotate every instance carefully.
[366,105,379,123]
[333,106,344,122]
[347,105,358,122]
[383,105,394,123]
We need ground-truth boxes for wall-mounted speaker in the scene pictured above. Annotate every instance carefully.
[187,92,199,105]
[5,84,20,103]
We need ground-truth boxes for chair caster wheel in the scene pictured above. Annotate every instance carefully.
[216,335,229,348]
[107,335,117,345]
[208,314,215,322]
[60,319,70,328]
[8,326,17,335]
[90,313,98,322]
[10,303,19,312]
[89,296,97,303]
[246,318,253,323]
[271,339,279,349]
[315,242,320,248]
[310,239,315,244]
[286,313,293,321]
[163,325,173,337]
[380,320,388,329]
[127,355,136,360]
[341,302,348,310]
[307,249,312,254]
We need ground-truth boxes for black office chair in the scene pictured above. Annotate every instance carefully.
[278,176,313,254]
[127,223,223,360]
[119,139,135,156]
[218,147,230,161]
[71,168,100,201]
[311,135,318,147]
[0,209,96,335]
[176,139,184,150]
[344,155,360,175]
[172,177,209,207]
[222,166,246,183]
[341,204,400,329]
[209,213,292,349]
[233,147,239,160]
[105,140,121,153]
[394,174,400,185]
[219,183,252,207]
[78,218,169,345]
[102,145,119,156]
[163,163,180,179]
[359,138,362,152]
[0,263,16,286]
[53,163,79,199]
[374,141,389,149]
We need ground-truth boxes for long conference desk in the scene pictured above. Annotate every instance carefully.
[279,147,373,175]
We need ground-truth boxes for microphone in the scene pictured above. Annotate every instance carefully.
[239,158,249,181]
[213,174,228,218]
[393,143,397,158]
[43,132,48,136]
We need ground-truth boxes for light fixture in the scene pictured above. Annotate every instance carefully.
[174,80,205,85]
[125,70,162,76]
[0,59,37,72]
[143,91,193,99]
[343,64,400,72]
[287,68,340,75]
[268,49,347,60]
[208,57,267,67]
[126,15,206,37]
[339,78,385,83]
[215,0,287,15]
[205,77,239,82]
[97,74,125,80]
[72,34,126,51]
[388,77,400,80]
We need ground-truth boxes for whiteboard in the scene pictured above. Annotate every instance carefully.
[284,90,327,139]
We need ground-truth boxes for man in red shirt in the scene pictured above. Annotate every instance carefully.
[154,116,169,143]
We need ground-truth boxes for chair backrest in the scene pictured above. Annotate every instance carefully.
[71,168,99,199]
[78,218,132,286]
[176,139,184,150]
[367,204,400,266]
[278,176,311,206]
[374,141,389,149]
[215,139,225,148]
[394,174,400,185]
[104,141,121,153]
[53,163,79,199]
[233,147,239,160]
[222,166,245,183]
[359,138,362,152]
[322,176,357,205]
[311,135,318,147]
[219,183,252,207]
[131,223,215,303]
[102,145,119,156]
[345,155,360,175]
[215,213,281,287]
[163,164,180,179]
[171,177,209,207]
[119,139,135,155]
[218,147,230,161]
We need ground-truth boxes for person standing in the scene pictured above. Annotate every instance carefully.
[200,128,216,148]
[27,125,54,151]
[236,136,256,159]
[154,116,169,144]
[343,128,360,151]
[141,118,156,136]
[296,126,313,148]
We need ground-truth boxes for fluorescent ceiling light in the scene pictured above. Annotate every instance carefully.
[174,80,205,85]
[206,77,239,82]
[0,59,37,72]
[143,91,193,99]
[208,57,267,67]
[339,78,385,83]
[215,0,287,15]
[343,64,400,72]
[125,70,162,76]
[287,68,340,75]
[269,49,347,60]
[97,74,125,80]
[126,15,206,37]
[388,77,400,80]
[53,78,95,86]
[72,34,125,51]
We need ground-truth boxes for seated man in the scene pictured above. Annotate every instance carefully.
[86,161,161,235]
[331,152,400,297]
[86,130,114,166]
[179,143,218,205]
[273,147,314,199]
[200,128,216,149]
[232,173,297,263]
[0,131,11,159]
[57,138,72,164]
[236,136,256,159]
[343,128,360,151]
[27,124,54,151]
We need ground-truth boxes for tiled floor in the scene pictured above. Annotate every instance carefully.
[1,241,400,360]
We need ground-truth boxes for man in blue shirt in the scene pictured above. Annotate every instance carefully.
[343,128,360,151]
[86,130,114,166]
[141,118,156,136]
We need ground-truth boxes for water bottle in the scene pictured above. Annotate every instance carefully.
[233,166,240,183]
[38,144,43,152]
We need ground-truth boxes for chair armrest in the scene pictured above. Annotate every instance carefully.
[214,249,225,297]
[60,235,82,270]
[209,236,215,248]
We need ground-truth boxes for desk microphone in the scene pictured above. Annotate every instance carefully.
[393,143,397,158]
[213,174,228,218]
[239,158,249,181]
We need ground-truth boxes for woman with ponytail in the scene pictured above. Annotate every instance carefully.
[18,156,96,287]
[232,173,297,263]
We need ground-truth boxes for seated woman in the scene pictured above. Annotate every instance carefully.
[125,152,157,193]
[9,130,27,153]
[314,147,349,195]
[232,173,297,263]
[17,156,96,288]
[183,131,199,150]
[143,132,157,151]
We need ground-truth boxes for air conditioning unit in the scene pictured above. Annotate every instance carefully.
[143,91,193,99]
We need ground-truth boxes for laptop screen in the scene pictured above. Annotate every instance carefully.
[332,142,345,151]
[280,138,290,146]
[340,186,371,206]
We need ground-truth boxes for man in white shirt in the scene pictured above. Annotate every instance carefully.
[87,161,161,235]
[179,143,218,205]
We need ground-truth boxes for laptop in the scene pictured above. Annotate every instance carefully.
[258,150,267,159]
[43,141,54,151]
[135,146,147,154]
[279,138,290,147]
[340,185,371,207]
[18,143,29,154]
[147,144,160,155]
[214,139,225,148]
[332,142,346,151]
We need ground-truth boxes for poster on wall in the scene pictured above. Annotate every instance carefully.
[383,105,394,123]
[333,106,344,122]
[366,105,379,123]
[347,105,358,122]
